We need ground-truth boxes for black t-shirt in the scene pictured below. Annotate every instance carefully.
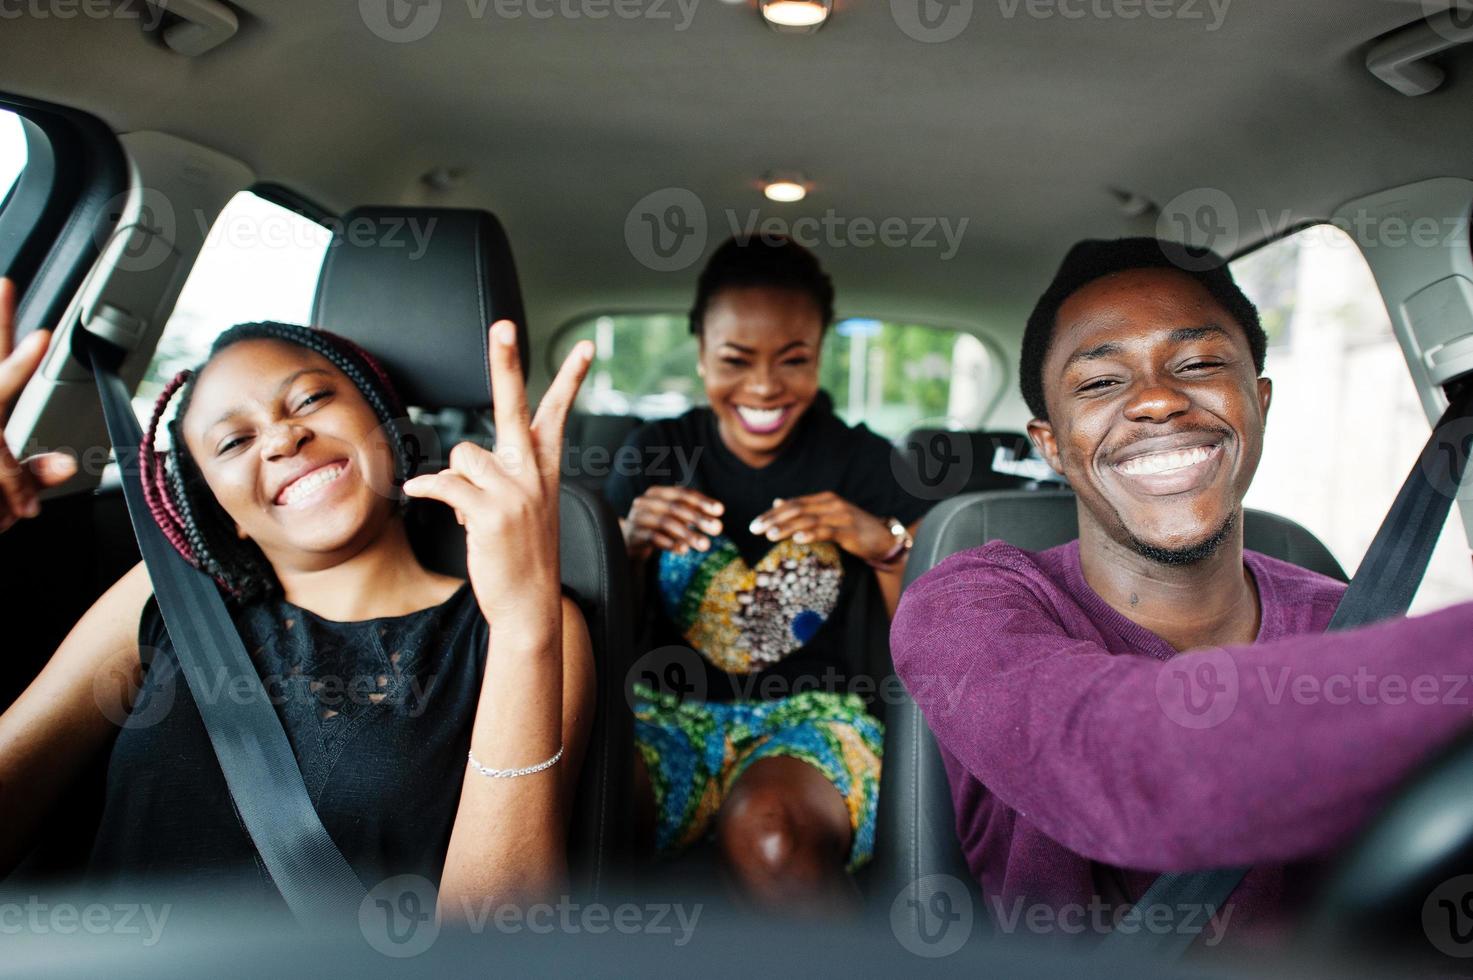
[87,584,487,906]
[604,393,931,702]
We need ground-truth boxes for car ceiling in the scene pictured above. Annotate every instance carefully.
[0,0,1470,369]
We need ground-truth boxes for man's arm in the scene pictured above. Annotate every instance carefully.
[891,547,1473,872]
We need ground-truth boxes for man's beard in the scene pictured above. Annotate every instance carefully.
[1126,511,1237,567]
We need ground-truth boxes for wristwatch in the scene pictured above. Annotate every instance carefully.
[869,516,914,569]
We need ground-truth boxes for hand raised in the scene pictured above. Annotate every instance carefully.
[0,278,76,532]
[402,320,593,627]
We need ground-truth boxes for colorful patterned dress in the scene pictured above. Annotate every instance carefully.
[605,394,932,871]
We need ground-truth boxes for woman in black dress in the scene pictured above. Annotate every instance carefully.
[0,276,595,919]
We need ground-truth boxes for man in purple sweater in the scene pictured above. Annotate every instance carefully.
[890,237,1473,946]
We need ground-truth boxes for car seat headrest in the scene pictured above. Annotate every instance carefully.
[311,207,529,410]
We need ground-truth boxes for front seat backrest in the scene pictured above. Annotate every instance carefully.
[312,207,530,406]
[873,488,1346,923]
[312,207,633,897]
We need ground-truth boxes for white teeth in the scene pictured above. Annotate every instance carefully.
[737,406,785,428]
[280,464,346,506]
[1116,445,1214,477]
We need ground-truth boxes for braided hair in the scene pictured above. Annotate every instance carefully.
[140,321,417,604]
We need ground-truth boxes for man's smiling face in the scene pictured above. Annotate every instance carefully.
[1027,266,1272,564]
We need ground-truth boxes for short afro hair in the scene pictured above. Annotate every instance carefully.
[689,234,834,335]
[1019,237,1267,421]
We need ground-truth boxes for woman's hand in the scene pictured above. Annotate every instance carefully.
[0,278,76,531]
[622,485,724,561]
[403,320,592,629]
[425,323,597,911]
[749,492,897,564]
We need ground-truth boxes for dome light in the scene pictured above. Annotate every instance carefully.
[762,173,810,202]
[760,0,830,32]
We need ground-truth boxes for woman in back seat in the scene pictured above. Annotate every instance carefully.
[605,237,932,913]
[0,277,595,920]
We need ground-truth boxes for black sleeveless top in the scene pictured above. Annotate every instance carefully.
[86,583,487,908]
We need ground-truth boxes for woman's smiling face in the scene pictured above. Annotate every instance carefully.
[180,338,401,570]
[697,285,825,468]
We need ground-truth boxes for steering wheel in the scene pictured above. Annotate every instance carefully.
[1303,726,1473,965]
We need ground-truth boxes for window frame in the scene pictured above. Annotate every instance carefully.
[251,181,336,229]
[0,92,127,355]
[1226,218,1413,367]
[129,185,338,424]
[1226,218,1472,613]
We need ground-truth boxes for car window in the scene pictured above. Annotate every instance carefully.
[552,313,999,440]
[132,190,332,426]
[1235,224,1473,614]
[0,108,26,210]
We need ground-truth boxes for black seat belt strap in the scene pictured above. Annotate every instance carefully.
[1098,868,1243,958]
[87,338,367,925]
[1103,378,1473,959]
[1325,377,1473,632]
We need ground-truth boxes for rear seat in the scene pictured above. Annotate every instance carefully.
[901,427,1065,495]
[563,411,643,494]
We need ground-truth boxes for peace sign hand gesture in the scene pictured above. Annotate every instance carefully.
[403,320,593,632]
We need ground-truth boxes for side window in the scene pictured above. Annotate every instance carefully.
[817,319,998,439]
[555,313,697,419]
[551,313,999,440]
[132,190,332,423]
[1234,224,1473,614]
[0,108,25,210]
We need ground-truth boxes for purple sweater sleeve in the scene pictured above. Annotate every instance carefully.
[890,548,1473,872]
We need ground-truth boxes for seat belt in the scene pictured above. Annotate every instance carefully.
[1321,377,1473,632]
[1102,377,1473,959]
[85,335,367,926]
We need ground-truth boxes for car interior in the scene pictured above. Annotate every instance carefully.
[6,0,1473,975]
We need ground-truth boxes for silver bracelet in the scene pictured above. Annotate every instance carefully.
[467,744,564,779]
